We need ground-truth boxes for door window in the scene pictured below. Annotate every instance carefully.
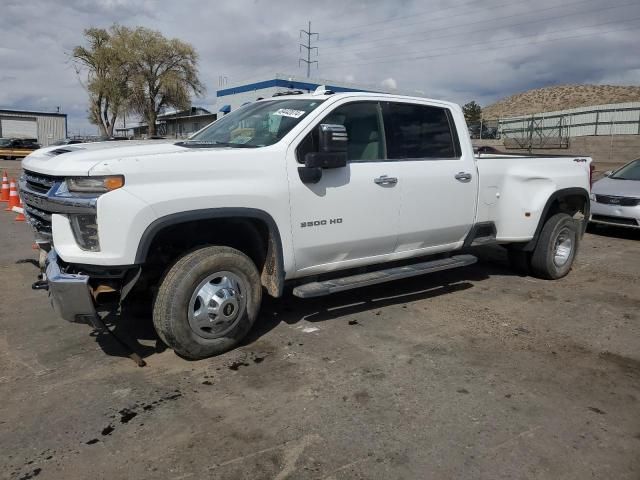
[383,102,460,160]
[297,102,385,163]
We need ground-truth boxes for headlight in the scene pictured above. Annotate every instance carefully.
[67,176,124,193]
[589,193,596,201]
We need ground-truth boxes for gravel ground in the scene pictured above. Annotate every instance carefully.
[0,216,638,480]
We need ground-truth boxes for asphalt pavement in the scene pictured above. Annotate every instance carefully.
[1,212,639,480]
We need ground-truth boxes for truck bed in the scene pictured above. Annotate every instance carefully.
[474,153,592,242]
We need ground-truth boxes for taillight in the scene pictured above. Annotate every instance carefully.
[589,164,595,189]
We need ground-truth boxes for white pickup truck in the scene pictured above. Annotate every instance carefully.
[21,91,593,359]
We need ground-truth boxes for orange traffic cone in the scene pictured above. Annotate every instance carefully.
[5,179,19,211]
[0,171,8,203]
[15,195,26,222]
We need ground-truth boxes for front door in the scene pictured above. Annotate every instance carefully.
[286,100,401,275]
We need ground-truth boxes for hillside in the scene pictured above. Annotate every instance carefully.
[482,84,640,119]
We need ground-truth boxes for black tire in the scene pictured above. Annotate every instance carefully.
[530,213,580,280]
[153,246,262,359]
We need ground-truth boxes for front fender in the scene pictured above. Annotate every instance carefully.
[134,208,286,297]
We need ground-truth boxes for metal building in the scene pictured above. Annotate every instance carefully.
[0,109,67,147]
[116,107,216,139]
[216,73,422,114]
[497,102,640,149]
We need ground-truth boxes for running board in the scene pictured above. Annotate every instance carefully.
[293,254,477,298]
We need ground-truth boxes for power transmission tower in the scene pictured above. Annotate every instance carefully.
[299,21,319,78]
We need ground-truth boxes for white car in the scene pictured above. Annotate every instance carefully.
[21,91,593,359]
[590,158,640,229]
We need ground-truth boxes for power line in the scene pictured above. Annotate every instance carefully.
[321,0,627,53]
[217,3,637,87]
[321,0,597,37]
[322,16,640,69]
[299,21,319,78]
[322,0,500,35]
[322,1,638,64]
[321,0,559,49]
[320,17,640,70]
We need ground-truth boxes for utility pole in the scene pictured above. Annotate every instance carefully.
[299,21,319,78]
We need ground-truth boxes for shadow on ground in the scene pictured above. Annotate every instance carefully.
[586,223,640,241]
[92,245,521,362]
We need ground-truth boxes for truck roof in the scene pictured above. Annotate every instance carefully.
[258,91,458,109]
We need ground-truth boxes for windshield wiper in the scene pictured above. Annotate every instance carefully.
[211,142,258,148]
[177,140,258,148]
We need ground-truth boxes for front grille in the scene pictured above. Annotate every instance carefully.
[595,194,640,207]
[24,171,57,194]
[20,170,63,240]
[592,215,639,227]
[23,204,52,235]
[20,171,98,246]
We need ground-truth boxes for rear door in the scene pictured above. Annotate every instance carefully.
[286,100,401,275]
[382,101,478,252]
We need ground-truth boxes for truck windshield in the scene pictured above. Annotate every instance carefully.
[184,99,325,148]
[610,159,640,181]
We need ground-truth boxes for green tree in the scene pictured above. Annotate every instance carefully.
[462,101,483,125]
[72,27,130,137]
[73,25,204,137]
[125,27,205,136]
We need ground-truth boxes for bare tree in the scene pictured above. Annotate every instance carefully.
[72,27,129,137]
[125,27,205,136]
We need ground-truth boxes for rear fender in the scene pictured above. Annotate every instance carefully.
[522,187,590,251]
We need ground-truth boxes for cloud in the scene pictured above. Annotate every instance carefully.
[381,78,397,90]
[1,0,638,133]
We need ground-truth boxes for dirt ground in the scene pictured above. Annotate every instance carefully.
[0,212,639,479]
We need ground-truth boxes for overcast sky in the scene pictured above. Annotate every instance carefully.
[1,0,639,134]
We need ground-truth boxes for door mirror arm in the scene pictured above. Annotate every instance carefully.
[297,166,323,184]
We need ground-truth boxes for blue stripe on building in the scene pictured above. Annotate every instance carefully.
[216,78,379,97]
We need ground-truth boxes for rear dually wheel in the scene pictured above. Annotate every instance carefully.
[530,213,580,279]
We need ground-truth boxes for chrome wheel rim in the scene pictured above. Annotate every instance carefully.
[553,228,573,267]
[188,271,246,339]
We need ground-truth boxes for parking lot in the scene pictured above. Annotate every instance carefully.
[1,172,639,479]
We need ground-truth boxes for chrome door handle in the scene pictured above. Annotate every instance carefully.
[454,172,472,182]
[374,175,398,186]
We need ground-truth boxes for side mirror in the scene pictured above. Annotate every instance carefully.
[318,124,348,153]
[298,124,348,184]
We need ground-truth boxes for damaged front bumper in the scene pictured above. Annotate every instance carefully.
[44,250,100,327]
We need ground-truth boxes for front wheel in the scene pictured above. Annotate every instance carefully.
[153,246,262,359]
[530,213,580,279]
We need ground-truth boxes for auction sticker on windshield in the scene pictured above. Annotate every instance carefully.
[274,108,306,118]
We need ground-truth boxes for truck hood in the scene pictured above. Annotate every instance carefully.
[22,140,187,176]
[592,176,640,198]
